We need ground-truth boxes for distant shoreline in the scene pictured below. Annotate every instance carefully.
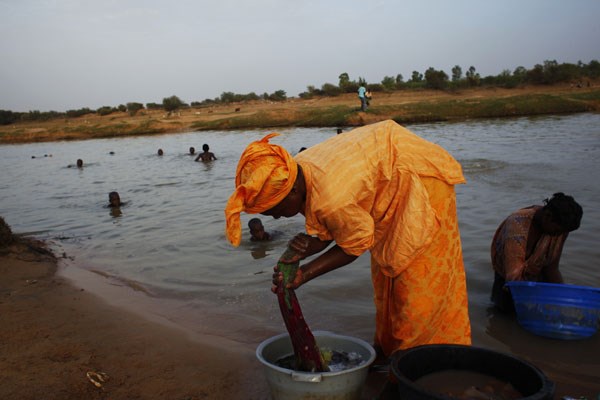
[1,83,599,145]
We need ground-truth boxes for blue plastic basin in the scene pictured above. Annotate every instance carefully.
[506,281,600,340]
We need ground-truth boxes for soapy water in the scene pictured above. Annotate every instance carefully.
[275,348,366,372]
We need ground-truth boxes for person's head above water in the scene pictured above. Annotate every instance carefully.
[76,159,83,168]
[225,133,302,246]
[157,149,164,156]
[248,217,269,241]
[202,144,210,152]
[108,191,121,208]
[538,192,583,235]
[189,147,195,155]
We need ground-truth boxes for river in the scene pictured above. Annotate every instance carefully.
[1,113,599,394]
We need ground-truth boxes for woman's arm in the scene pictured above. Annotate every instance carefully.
[541,233,568,284]
[288,233,332,258]
[272,244,358,292]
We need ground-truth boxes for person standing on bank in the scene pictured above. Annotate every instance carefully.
[224,120,471,357]
[357,84,368,112]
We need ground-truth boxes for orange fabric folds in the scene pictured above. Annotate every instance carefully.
[225,133,297,246]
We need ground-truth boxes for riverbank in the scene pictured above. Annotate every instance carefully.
[1,219,394,400]
[1,83,599,144]
[0,235,274,400]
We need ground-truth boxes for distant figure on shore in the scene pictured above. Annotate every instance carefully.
[248,218,271,242]
[358,84,367,111]
[365,89,373,106]
[189,147,196,155]
[108,191,122,208]
[157,149,164,156]
[491,192,583,312]
[336,128,343,134]
[195,144,217,162]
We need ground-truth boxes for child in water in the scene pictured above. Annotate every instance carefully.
[195,144,217,162]
[248,218,271,241]
[108,191,123,208]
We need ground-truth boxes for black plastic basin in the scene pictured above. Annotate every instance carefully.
[390,344,554,400]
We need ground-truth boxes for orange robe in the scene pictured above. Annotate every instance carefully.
[295,120,471,355]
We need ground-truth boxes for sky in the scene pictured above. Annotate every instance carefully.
[1,0,599,112]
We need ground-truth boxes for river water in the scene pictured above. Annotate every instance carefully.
[1,114,599,393]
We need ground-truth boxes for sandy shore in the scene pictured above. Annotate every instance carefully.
[1,238,392,400]
[0,238,275,400]
[2,231,598,399]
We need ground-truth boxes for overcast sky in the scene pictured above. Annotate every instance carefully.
[1,0,599,112]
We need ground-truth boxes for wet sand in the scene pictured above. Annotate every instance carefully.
[0,239,392,399]
[0,239,273,400]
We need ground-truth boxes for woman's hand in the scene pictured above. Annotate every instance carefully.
[271,265,303,293]
[288,233,331,259]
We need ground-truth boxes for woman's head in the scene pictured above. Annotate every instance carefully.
[224,133,298,246]
[541,192,583,234]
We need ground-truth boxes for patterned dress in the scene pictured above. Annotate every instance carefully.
[295,120,471,355]
[491,206,568,281]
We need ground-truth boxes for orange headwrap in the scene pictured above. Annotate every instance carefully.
[225,133,297,246]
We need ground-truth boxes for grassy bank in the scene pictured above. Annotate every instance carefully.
[1,86,599,144]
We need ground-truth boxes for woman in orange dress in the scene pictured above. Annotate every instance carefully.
[225,120,472,357]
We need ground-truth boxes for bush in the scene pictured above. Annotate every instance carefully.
[97,106,116,116]
[162,95,185,112]
[126,102,144,116]
[66,108,94,118]
[320,83,342,97]
[0,110,19,125]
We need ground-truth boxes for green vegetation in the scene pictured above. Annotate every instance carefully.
[191,91,600,131]
[387,93,598,124]
[2,59,598,126]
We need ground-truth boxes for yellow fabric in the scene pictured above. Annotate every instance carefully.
[296,120,471,354]
[371,177,471,354]
[297,119,466,277]
[225,133,297,246]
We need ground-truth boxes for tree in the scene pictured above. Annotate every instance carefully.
[466,66,480,86]
[451,65,462,82]
[395,74,404,84]
[381,76,396,91]
[526,64,545,84]
[146,102,162,110]
[220,92,236,103]
[338,72,350,89]
[586,59,600,78]
[162,95,184,113]
[321,83,342,96]
[269,90,287,101]
[97,106,116,116]
[0,110,19,125]
[410,71,423,82]
[513,66,527,81]
[126,102,144,116]
[424,67,449,89]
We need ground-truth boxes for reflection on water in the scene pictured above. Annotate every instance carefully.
[1,115,600,393]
